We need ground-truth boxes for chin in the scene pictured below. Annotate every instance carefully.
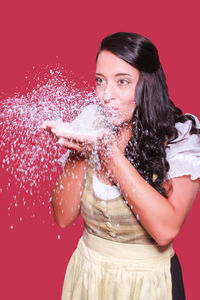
[109,118,121,126]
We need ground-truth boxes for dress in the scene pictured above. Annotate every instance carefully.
[60,106,200,300]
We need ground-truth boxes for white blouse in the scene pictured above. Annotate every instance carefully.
[58,108,200,201]
[165,114,200,181]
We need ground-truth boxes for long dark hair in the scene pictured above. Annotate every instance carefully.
[97,32,199,197]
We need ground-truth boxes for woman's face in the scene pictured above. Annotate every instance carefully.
[95,50,140,126]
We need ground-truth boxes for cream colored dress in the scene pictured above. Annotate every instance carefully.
[60,106,200,300]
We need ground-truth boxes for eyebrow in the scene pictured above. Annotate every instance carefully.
[95,72,132,77]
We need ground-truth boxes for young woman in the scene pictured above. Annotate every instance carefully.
[42,32,200,299]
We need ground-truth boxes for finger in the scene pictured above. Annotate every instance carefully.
[40,120,57,130]
[52,130,98,145]
[57,138,84,151]
[51,128,79,139]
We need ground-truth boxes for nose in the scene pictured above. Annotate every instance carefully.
[101,86,116,104]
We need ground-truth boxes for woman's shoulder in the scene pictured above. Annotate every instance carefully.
[166,113,200,181]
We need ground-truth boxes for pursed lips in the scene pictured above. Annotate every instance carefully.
[103,106,119,116]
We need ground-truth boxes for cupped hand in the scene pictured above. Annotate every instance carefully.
[40,119,112,155]
[40,120,133,159]
[98,123,133,161]
[52,127,114,156]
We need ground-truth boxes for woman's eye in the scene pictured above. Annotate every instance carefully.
[118,79,129,86]
[95,77,104,86]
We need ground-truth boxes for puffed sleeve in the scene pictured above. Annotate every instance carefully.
[166,114,200,181]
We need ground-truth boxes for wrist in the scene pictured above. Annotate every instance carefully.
[100,145,122,165]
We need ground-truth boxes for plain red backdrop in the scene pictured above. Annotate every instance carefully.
[0,0,200,299]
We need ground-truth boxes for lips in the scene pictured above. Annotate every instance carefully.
[103,106,119,116]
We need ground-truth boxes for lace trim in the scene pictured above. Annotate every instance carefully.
[167,154,200,181]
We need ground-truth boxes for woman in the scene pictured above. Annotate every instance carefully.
[42,32,200,299]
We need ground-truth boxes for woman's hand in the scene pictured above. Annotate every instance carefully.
[98,122,133,160]
[40,120,59,143]
[52,126,112,155]
[53,122,133,160]
[41,119,113,156]
[41,119,133,160]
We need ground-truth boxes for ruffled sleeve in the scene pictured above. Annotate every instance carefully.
[166,114,200,181]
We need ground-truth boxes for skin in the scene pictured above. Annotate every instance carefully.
[42,50,200,246]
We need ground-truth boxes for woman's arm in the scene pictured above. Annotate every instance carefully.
[51,152,89,228]
[47,121,199,242]
[100,126,200,246]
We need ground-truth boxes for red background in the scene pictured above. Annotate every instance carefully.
[0,0,200,299]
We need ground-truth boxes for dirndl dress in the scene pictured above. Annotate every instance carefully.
[61,230,183,300]
[59,109,200,300]
[61,168,186,300]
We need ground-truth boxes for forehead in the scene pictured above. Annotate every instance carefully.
[96,50,138,76]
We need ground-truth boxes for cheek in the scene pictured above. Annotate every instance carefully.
[96,87,105,101]
[121,87,136,104]
[95,87,100,97]
[119,94,136,119]
[121,94,135,108]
